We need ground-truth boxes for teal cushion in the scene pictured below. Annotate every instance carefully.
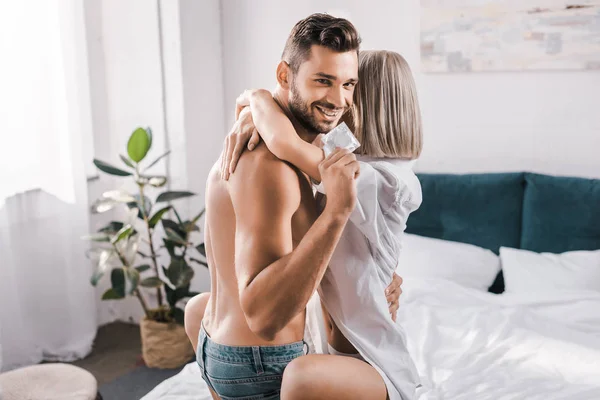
[407,173,525,253]
[521,173,600,253]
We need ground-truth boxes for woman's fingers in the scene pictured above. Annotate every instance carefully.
[248,128,260,151]
[386,273,402,320]
[229,135,246,175]
[223,134,235,181]
[388,299,399,322]
[220,135,230,180]
[386,286,402,304]
[391,309,398,322]
[386,273,403,295]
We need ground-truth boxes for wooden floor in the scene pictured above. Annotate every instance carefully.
[70,321,144,385]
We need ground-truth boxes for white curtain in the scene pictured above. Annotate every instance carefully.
[0,0,97,371]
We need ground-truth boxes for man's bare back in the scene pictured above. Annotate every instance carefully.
[202,143,319,346]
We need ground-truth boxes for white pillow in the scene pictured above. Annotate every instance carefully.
[500,247,600,293]
[397,234,501,291]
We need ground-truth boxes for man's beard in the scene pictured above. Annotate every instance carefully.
[288,80,344,135]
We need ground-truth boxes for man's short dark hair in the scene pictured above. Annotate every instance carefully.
[282,13,361,73]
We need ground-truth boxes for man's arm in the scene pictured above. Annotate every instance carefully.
[230,149,358,341]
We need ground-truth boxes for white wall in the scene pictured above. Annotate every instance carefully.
[221,0,600,179]
[158,0,224,297]
[176,0,224,295]
[84,0,221,324]
[84,0,167,325]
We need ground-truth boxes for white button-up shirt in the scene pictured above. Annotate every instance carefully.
[305,155,422,400]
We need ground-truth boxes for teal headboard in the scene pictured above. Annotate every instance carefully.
[406,172,600,293]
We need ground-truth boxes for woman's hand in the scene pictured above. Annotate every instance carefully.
[220,107,260,180]
[234,89,254,120]
[386,273,403,322]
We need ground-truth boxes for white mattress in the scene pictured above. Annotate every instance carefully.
[142,278,600,400]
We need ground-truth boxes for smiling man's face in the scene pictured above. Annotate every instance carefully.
[288,45,359,134]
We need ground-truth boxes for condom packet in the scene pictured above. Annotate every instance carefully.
[321,122,360,157]
[312,122,361,195]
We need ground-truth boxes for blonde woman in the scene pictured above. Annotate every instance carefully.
[188,50,423,399]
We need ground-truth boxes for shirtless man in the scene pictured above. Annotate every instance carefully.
[188,14,401,399]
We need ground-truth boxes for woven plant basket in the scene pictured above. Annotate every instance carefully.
[140,317,194,369]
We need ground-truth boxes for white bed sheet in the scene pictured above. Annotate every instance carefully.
[142,278,600,400]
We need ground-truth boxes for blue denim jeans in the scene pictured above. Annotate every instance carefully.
[197,323,307,399]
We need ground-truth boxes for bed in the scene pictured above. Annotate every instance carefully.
[142,172,600,400]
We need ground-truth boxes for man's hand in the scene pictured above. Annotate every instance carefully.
[220,107,260,180]
[319,148,360,217]
[386,273,403,322]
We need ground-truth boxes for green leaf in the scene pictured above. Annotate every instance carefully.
[110,268,126,297]
[90,197,118,214]
[148,206,171,228]
[111,224,133,245]
[148,176,167,188]
[196,243,206,257]
[173,207,187,227]
[165,283,192,308]
[172,307,185,325]
[81,233,110,242]
[165,228,187,246]
[191,208,206,225]
[144,150,171,172]
[147,127,153,150]
[127,127,151,162]
[135,264,151,273]
[164,284,175,307]
[127,195,152,219]
[167,258,194,288]
[172,208,184,225]
[135,175,149,185]
[120,154,135,168]
[102,190,136,203]
[125,268,140,295]
[162,219,187,241]
[156,191,196,203]
[89,249,116,286]
[93,159,132,176]
[98,221,125,235]
[140,277,163,288]
[182,220,200,232]
[163,239,177,258]
[116,234,140,266]
[102,288,124,300]
[190,257,208,268]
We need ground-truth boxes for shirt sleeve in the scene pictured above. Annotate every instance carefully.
[352,161,422,243]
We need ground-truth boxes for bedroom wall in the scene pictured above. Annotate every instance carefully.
[84,0,221,324]
[220,0,600,179]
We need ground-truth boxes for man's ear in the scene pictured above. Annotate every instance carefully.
[276,61,291,90]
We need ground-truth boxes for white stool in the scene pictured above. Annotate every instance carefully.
[0,363,100,400]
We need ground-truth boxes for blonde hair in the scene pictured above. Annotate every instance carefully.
[350,50,422,159]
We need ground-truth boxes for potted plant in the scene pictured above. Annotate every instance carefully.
[83,127,207,368]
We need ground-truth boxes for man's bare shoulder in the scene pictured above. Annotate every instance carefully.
[230,142,301,192]
[227,143,303,218]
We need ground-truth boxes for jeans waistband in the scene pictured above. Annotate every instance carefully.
[199,322,306,362]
